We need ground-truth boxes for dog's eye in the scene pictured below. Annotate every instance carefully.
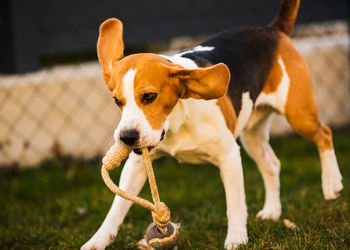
[114,97,123,107]
[142,93,157,104]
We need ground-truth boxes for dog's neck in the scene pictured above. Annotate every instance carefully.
[156,97,225,164]
[164,99,187,135]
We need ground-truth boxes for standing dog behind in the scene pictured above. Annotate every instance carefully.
[82,0,343,249]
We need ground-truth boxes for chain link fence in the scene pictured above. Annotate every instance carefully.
[0,19,349,167]
[0,63,119,166]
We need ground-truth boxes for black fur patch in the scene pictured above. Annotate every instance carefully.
[181,26,280,116]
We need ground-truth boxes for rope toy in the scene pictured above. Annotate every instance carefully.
[101,142,179,249]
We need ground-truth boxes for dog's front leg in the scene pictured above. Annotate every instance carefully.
[81,152,147,250]
[219,141,248,249]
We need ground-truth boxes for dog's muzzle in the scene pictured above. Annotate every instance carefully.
[133,129,165,155]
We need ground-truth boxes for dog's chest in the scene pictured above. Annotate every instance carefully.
[155,99,232,165]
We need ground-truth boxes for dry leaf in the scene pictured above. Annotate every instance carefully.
[283,219,297,230]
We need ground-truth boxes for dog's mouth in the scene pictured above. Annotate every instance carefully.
[133,146,155,155]
[132,130,165,155]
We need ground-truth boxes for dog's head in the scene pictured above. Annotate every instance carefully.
[98,18,230,149]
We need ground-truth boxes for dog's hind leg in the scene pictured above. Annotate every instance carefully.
[285,88,343,200]
[277,36,343,200]
[81,152,147,250]
[240,110,282,220]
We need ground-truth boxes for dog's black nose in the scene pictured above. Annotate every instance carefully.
[120,129,139,146]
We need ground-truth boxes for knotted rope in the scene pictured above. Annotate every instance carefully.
[101,142,171,233]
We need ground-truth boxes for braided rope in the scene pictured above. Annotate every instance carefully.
[101,142,170,232]
[141,148,170,232]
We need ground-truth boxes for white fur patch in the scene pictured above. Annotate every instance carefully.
[160,54,198,69]
[114,69,142,138]
[320,149,343,200]
[255,56,290,114]
[234,92,254,137]
[114,69,161,146]
[192,45,215,52]
[160,45,214,69]
[157,98,234,166]
[123,69,137,103]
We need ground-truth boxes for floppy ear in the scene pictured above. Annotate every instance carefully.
[97,18,124,84]
[167,63,230,100]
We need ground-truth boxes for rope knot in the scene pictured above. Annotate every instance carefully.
[152,202,171,232]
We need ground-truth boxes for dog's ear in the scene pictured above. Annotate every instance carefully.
[97,18,124,84]
[166,63,230,100]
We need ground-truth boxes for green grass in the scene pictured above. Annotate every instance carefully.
[1,130,349,249]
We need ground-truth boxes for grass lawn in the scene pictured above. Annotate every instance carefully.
[0,130,349,249]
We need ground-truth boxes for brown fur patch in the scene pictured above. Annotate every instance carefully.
[216,95,237,135]
[271,0,300,35]
[262,57,283,94]
[133,55,183,130]
[109,234,116,241]
[278,33,333,151]
[97,18,124,86]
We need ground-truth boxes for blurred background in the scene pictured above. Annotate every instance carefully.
[0,0,349,167]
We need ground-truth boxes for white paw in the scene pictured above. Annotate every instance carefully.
[321,149,343,200]
[81,228,117,250]
[322,171,343,200]
[257,204,281,221]
[224,229,248,249]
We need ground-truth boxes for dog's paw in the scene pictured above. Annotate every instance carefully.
[81,229,117,250]
[322,171,343,200]
[256,204,281,221]
[224,229,248,250]
[321,149,343,200]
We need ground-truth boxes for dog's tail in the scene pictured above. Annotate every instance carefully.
[270,0,300,36]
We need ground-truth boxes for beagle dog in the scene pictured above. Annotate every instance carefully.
[82,0,343,249]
